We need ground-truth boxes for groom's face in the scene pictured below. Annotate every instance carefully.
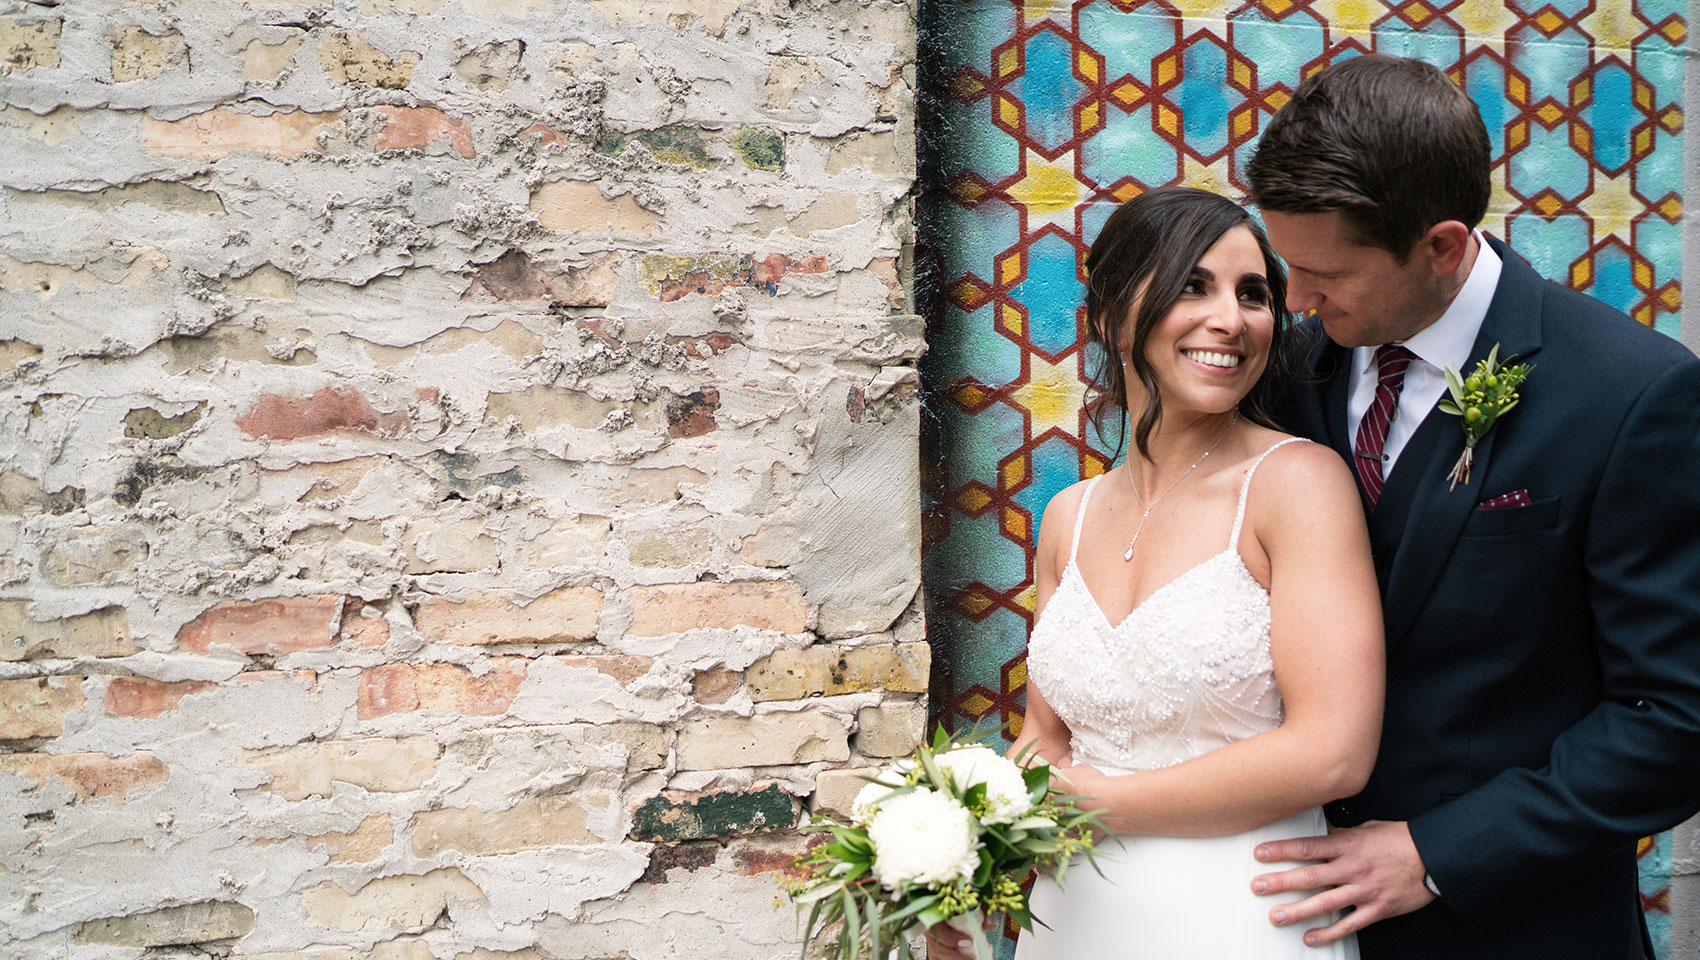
[1260,210,1446,348]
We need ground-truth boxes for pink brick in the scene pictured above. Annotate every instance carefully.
[177,596,342,655]
[236,387,407,441]
[359,660,527,718]
[103,677,216,718]
[374,106,474,158]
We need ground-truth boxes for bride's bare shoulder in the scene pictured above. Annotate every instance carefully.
[1242,433,1359,517]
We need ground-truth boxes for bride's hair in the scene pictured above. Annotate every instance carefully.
[1083,186,1295,463]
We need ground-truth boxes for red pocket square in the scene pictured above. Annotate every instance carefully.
[1477,489,1532,510]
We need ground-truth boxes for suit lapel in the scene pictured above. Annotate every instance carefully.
[1378,239,1547,648]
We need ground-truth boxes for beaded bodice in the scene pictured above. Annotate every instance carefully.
[1026,439,1307,774]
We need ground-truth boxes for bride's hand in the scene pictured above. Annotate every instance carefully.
[923,924,975,960]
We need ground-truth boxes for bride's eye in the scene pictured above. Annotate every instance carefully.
[1239,284,1271,306]
[1180,275,1206,296]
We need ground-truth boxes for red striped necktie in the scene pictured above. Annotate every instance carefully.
[1354,344,1417,510]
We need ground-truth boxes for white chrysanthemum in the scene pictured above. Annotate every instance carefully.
[935,746,1033,825]
[850,768,907,825]
[866,787,981,890]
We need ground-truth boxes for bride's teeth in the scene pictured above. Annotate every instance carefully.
[1185,350,1240,368]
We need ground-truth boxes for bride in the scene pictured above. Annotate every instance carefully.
[930,187,1384,959]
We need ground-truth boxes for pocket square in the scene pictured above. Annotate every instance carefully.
[1477,489,1532,510]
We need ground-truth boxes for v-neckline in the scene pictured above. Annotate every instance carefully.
[1063,550,1261,632]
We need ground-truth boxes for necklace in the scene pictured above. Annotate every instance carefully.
[1123,411,1238,562]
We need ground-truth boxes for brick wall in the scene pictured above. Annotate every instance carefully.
[0,2,922,957]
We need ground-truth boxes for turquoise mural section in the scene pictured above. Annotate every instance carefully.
[917,0,1688,954]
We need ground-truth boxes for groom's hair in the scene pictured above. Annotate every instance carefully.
[1246,54,1491,260]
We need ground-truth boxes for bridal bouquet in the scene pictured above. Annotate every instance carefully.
[779,726,1105,960]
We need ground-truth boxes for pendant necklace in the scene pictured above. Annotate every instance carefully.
[1124,411,1238,562]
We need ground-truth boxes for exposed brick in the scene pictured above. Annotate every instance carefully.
[0,16,60,74]
[413,587,601,645]
[239,36,300,83]
[640,253,829,302]
[692,667,742,705]
[745,643,929,701]
[318,29,419,89]
[242,736,440,800]
[410,793,608,856]
[639,841,719,883]
[74,901,255,947]
[374,106,474,158]
[855,700,926,758]
[0,751,167,799]
[664,388,719,439]
[627,581,808,636]
[301,869,484,933]
[629,782,795,842]
[731,833,818,878]
[358,661,527,718]
[306,814,392,863]
[176,596,342,655]
[103,677,216,718]
[340,598,390,647]
[554,654,652,686]
[111,26,188,83]
[0,675,85,739]
[530,179,660,235]
[0,602,133,661]
[236,386,407,441]
[141,107,341,160]
[675,711,849,771]
[810,767,878,819]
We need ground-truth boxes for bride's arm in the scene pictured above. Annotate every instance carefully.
[1063,443,1384,836]
[1005,484,1083,769]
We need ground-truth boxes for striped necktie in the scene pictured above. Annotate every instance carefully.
[1353,344,1417,510]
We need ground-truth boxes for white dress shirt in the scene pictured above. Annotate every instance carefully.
[1346,235,1503,473]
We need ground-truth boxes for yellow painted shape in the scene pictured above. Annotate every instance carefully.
[998,46,1020,79]
[1658,196,1683,220]
[1634,260,1653,290]
[1014,586,1037,615]
[1571,76,1591,106]
[1508,74,1529,106]
[999,250,1025,286]
[957,486,993,513]
[1581,2,1643,50]
[1007,152,1082,217]
[1570,124,1591,152]
[1077,49,1100,84]
[999,95,1021,128]
[1157,103,1180,137]
[1535,102,1564,125]
[1012,354,1088,435]
[1001,455,1028,490]
[1001,302,1026,335]
[1002,507,1029,542]
[1155,53,1178,88]
[1570,257,1593,288]
[1079,100,1101,133]
[1660,285,1682,309]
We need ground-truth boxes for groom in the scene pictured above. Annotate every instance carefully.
[1247,54,1700,958]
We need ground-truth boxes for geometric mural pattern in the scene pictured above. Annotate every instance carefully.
[916,0,1687,953]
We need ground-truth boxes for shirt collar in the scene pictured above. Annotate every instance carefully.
[1359,231,1503,375]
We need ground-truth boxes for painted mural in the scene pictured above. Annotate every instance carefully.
[916,0,1688,953]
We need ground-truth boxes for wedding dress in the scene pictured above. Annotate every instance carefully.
[1017,438,1358,959]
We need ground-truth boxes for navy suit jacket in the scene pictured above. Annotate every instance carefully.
[1276,238,1700,959]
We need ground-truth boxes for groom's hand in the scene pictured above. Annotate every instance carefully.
[1249,820,1435,946]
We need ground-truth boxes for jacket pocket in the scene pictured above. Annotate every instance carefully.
[1459,495,1560,537]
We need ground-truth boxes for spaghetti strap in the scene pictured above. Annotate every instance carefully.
[1070,475,1103,564]
[1229,438,1311,550]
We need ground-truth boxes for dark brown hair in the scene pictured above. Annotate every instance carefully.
[1245,54,1491,258]
[1084,186,1294,463]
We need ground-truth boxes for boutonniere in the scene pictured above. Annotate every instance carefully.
[1437,344,1532,490]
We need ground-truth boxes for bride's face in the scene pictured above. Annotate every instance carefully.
[1126,225,1275,419]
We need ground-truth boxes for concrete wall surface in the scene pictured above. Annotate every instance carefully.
[0,1,923,958]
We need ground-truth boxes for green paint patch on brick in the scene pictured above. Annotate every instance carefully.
[598,126,714,170]
[732,126,784,172]
[629,782,795,842]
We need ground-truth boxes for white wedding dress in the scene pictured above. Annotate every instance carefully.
[1017,438,1358,959]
